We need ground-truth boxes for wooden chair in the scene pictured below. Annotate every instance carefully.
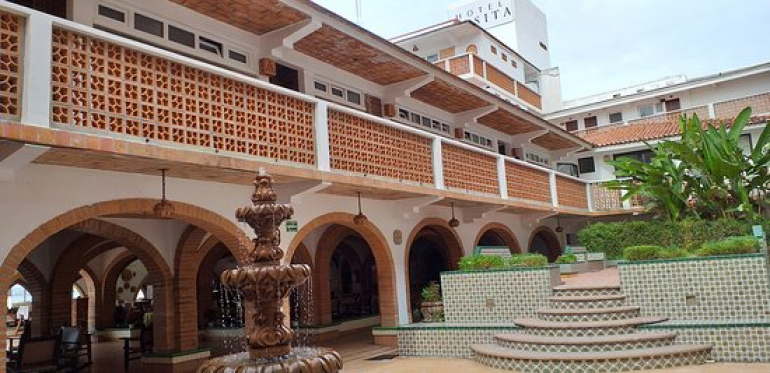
[6,336,59,373]
[123,327,153,371]
[57,326,90,371]
[7,320,32,365]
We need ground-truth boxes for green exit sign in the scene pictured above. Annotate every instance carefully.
[286,220,298,233]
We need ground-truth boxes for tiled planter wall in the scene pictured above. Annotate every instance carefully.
[643,322,770,362]
[441,267,552,323]
[619,254,770,320]
[395,325,520,357]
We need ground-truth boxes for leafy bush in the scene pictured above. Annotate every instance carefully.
[623,246,663,261]
[458,255,504,270]
[579,219,768,259]
[420,281,442,302]
[656,247,689,259]
[507,254,548,268]
[555,253,578,264]
[695,236,761,257]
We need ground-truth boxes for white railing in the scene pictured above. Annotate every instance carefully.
[1,2,630,214]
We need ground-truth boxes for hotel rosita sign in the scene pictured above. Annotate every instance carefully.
[451,0,515,29]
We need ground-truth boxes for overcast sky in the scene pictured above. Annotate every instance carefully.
[311,0,770,100]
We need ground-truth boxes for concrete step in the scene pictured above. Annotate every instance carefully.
[471,343,712,372]
[548,294,626,309]
[513,316,668,337]
[537,305,641,322]
[493,331,678,352]
[552,285,623,298]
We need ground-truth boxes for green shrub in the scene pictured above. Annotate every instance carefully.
[420,281,442,302]
[695,236,761,257]
[458,255,504,270]
[506,254,548,268]
[579,219,767,259]
[656,247,689,259]
[623,246,663,261]
[555,253,578,264]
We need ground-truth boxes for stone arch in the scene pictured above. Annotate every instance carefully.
[403,218,464,321]
[287,213,397,327]
[466,44,478,54]
[15,260,47,337]
[528,226,562,262]
[99,251,137,329]
[0,198,251,354]
[474,223,522,254]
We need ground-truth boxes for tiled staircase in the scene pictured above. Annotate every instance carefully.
[470,285,712,372]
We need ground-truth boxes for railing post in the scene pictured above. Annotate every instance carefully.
[314,101,331,172]
[497,156,508,199]
[20,13,53,127]
[549,171,558,207]
[586,182,594,212]
[432,137,445,190]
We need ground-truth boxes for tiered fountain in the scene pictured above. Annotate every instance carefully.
[198,170,342,373]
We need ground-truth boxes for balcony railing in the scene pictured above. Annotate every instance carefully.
[436,53,542,110]
[0,4,641,215]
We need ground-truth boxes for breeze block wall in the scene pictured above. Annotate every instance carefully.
[441,267,552,324]
[619,254,770,320]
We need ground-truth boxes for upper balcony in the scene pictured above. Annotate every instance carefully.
[434,53,542,111]
[0,4,638,216]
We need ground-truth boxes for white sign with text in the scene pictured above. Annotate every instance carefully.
[451,0,515,29]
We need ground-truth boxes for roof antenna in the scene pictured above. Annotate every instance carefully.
[355,0,362,24]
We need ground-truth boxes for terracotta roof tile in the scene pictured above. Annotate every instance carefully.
[576,115,770,147]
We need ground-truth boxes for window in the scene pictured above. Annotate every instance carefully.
[410,112,421,124]
[134,13,164,37]
[490,45,497,55]
[398,108,409,120]
[565,120,578,131]
[614,149,655,164]
[578,156,596,173]
[347,90,361,105]
[739,134,753,156]
[314,81,328,93]
[639,103,663,117]
[609,112,623,123]
[331,86,344,98]
[664,98,681,111]
[461,129,493,148]
[168,25,195,48]
[72,285,84,299]
[501,53,508,62]
[584,116,598,129]
[8,284,31,307]
[511,60,517,68]
[98,5,125,22]
[396,107,451,135]
[228,50,247,64]
[539,42,548,50]
[426,54,439,63]
[557,163,579,177]
[199,36,223,56]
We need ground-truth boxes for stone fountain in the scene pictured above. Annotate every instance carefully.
[198,169,342,373]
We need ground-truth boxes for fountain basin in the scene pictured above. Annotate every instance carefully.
[197,348,343,373]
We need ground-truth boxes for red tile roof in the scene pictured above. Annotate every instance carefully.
[575,115,770,147]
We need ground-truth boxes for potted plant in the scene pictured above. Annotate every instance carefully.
[419,282,444,323]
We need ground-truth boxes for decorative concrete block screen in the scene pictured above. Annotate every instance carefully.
[441,268,551,323]
[591,183,623,211]
[51,28,315,165]
[556,175,588,209]
[0,11,21,119]
[505,161,551,204]
[442,143,499,195]
[327,109,434,185]
[619,254,770,320]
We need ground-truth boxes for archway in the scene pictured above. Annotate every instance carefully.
[15,260,47,336]
[100,251,137,330]
[404,219,464,321]
[474,223,522,254]
[528,226,562,262]
[0,198,251,355]
[289,244,313,327]
[287,213,397,327]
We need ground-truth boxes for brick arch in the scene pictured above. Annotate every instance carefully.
[474,222,522,254]
[288,243,312,269]
[403,218,465,321]
[99,250,137,329]
[287,213,397,327]
[288,243,313,326]
[528,225,562,262]
[76,267,99,333]
[0,198,251,354]
[15,260,48,337]
[49,234,120,330]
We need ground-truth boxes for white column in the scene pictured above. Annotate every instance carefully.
[497,156,508,199]
[314,101,331,172]
[586,182,594,212]
[549,171,559,207]
[707,103,716,119]
[20,13,53,127]
[432,137,445,190]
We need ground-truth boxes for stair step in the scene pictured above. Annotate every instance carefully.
[493,332,677,352]
[548,294,626,309]
[514,316,667,337]
[552,285,623,297]
[537,306,641,322]
[471,343,712,372]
